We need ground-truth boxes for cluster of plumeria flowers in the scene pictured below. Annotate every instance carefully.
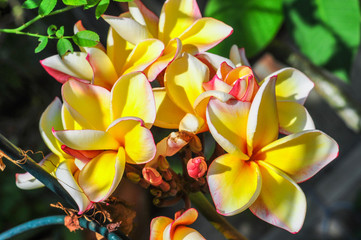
[15,0,339,238]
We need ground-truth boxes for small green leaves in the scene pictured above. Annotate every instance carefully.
[57,38,73,56]
[72,30,100,47]
[62,0,87,6]
[95,0,110,19]
[47,25,57,36]
[38,0,57,16]
[22,0,42,9]
[55,26,65,38]
[112,0,133,2]
[84,0,100,9]
[35,36,48,53]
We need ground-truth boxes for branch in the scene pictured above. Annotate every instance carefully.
[189,192,248,240]
[268,39,361,133]
[0,132,78,210]
[0,215,130,240]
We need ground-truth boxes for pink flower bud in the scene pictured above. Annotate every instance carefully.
[187,157,207,179]
[142,167,163,186]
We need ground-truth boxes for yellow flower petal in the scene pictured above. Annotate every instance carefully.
[229,45,251,67]
[250,161,306,233]
[40,52,93,83]
[179,113,204,133]
[150,216,172,240]
[86,48,118,90]
[277,101,315,134]
[263,68,314,104]
[129,0,159,38]
[61,104,82,130]
[255,130,339,183]
[247,76,278,155]
[165,53,208,114]
[107,118,156,164]
[179,17,233,55]
[54,129,119,150]
[207,154,261,216]
[56,160,91,214]
[78,149,125,202]
[173,226,205,240]
[62,80,111,131]
[206,97,250,157]
[107,27,134,76]
[121,39,164,76]
[111,72,156,128]
[40,97,65,157]
[158,0,201,44]
[153,87,186,129]
[144,38,182,81]
[102,15,153,45]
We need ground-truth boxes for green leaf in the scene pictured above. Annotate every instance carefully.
[112,0,133,2]
[205,0,283,57]
[47,25,57,36]
[55,26,65,38]
[84,0,100,9]
[35,37,48,53]
[283,0,360,82]
[95,0,109,19]
[38,0,57,16]
[72,30,100,47]
[22,0,42,9]
[62,0,87,6]
[57,38,73,56]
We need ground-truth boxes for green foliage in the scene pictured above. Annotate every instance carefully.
[47,25,57,36]
[57,38,73,56]
[62,0,87,6]
[38,0,57,16]
[55,26,65,38]
[73,30,100,47]
[283,0,360,82]
[84,0,100,9]
[35,36,48,53]
[22,0,42,9]
[205,0,284,57]
[95,0,110,19]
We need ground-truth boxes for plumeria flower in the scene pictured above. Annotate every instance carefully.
[150,208,205,240]
[52,72,156,206]
[16,98,93,213]
[103,0,233,81]
[201,45,316,134]
[206,77,339,232]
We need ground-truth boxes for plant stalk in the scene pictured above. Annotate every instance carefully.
[189,191,248,240]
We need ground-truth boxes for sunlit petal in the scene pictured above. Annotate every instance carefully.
[62,80,111,131]
[277,101,315,134]
[86,48,118,89]
[53,129,119,150]
[107,118,156,164]
[229,45,251,67]
[111,72,156,128]
[159,0,201,43]
[78,149,125,202]
[56,160,91,214]
[102,15,153,45]
[196,52,235,76]
[121,39,164,76]
[263,68,314,104]
[255,130,339,183]
[165,53,208,114]
[61,104,82,130]
[179,18,233,54]
[150,216,173,240]
[207,154,260,216]
[153,87,186,129]
[206,97,250,157]
[179,113,204,133]
[247,76,278,155]
[173,226,205,240]
[40,52,92,83]
[40,97,65,157]
[129,0,159,38]
[250,161,306,233]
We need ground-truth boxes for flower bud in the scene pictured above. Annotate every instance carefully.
[158,155,169,171]
[126,172,141,183]
[187,157,207,179]
[189,135,202,153]
[142,167,163,186]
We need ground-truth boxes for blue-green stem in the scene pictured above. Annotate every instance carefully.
[0,133,78,210]
[0,215,129,240]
